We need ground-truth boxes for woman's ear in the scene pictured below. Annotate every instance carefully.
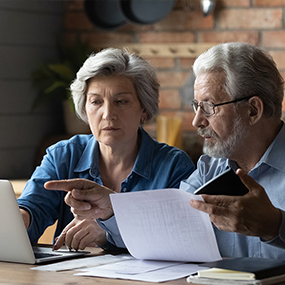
[140,109,148,124]
[248,96,264,125]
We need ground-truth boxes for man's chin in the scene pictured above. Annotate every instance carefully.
[203,144,227,158]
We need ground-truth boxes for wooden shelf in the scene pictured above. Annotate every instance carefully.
[93,43,217,58]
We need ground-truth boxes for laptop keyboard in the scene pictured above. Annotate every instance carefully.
[34,252,61,259]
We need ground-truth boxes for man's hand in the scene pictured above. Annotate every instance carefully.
[190,169,282,241]
[53,218,107,251]
[44,179,116,220]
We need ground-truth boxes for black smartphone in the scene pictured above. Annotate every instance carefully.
[194,168,248,196]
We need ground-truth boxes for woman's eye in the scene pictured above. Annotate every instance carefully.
[117,100,128,104]
[91,100,101,105]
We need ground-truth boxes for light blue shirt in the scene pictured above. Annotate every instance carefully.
[180,122,285,259]
[17,127,195,248]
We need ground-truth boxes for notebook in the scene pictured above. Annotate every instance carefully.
[0,179,90,264]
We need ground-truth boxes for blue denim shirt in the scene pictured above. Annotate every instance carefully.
[18,127,195,246]
[180,122,285,259]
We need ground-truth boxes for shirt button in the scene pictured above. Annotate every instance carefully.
[122,188,127,192]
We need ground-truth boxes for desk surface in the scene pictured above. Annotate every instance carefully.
[0,247,190,285]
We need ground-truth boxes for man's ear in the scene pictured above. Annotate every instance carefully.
[248,96,264,125]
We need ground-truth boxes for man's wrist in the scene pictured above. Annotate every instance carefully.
[262,208,282,241]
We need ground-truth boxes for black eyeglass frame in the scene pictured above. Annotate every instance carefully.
[191,95,255,116]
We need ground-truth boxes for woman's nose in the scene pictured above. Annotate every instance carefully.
[102,102,116,121]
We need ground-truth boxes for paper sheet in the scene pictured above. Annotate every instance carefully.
[31,254,133,271]
[110,189,222,262]
[76,259,209,283]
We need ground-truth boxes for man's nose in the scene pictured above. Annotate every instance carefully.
[192,107,209,129]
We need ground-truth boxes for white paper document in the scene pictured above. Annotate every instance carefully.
[31,254,133,272]
[110,188,222,262]
[76,259,209,283]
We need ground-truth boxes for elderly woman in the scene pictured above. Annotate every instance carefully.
[18,48,195,251]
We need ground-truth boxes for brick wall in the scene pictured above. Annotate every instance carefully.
[63,0,285,163]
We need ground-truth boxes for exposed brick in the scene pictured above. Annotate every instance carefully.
[138,32,195,43]
[81,32,134,45]
[154,11,214,31]
[64,12,93,31]
[157,71,189,88]
[147,57,175,68]
[263,31,285,48]
[217,0,250,7]
[270,51,285,70]
[180,58,196,69]
[120,23,153,33]
[199,31,259,45]
[254,0,285,6]
[159,90,181,109]
[183,11,215,30]
[62,0,285,140]
[219,9,282,29]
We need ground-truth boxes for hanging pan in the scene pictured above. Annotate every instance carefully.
[120,0,176,25]
[84,0,127,30]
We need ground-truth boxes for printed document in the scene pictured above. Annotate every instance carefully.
[110,188,222,262]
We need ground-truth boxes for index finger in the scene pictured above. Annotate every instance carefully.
[193,192,236,206]
[44,178,95,192]
[236,168,261,195]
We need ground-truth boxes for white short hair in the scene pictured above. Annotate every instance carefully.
[70,48,160,123]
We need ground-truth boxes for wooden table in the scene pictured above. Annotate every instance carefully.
[0,247,190,284]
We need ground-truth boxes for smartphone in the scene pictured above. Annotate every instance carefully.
[194,168,248,196]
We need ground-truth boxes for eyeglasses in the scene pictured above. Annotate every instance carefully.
[191,95,255,116]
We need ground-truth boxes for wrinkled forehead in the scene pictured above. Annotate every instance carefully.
[194,71,228,101]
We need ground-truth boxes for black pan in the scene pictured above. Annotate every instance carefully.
[120,0,176,25]
[84,0,127,30]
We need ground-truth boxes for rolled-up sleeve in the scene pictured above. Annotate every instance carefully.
[97,216,126,249]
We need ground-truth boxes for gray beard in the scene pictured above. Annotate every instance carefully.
[198,116,246,158]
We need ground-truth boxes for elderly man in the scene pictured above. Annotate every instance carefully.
[180,42,285,259]
[46,42,285,259]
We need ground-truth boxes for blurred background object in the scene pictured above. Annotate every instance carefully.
[201,0,216,17]
[157,115,182,149]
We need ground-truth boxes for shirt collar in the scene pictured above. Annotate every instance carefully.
[74,135,98,173]
[132,127,154,180]
[227,121,285,173]
[74,127,154,180]
[259,121,285,172]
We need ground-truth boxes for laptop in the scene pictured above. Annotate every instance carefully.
[0,179,90,264]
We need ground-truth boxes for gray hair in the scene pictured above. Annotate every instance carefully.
[193,42,284,119]
[70,48,160,123]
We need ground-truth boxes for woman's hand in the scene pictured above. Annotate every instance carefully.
[45,179,116,220]
[53,218,107,251]
[20,208,30,229]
